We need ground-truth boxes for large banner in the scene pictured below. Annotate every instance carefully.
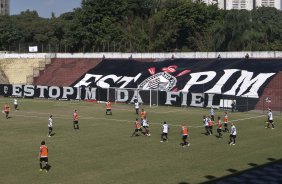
[71,58,282,110]
[72,59,280,97]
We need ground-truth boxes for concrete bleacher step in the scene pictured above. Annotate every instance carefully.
[0,58,46,84]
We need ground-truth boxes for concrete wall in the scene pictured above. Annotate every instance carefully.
[0,51,282,59]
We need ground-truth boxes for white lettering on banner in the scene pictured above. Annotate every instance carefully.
[190,93,204,107]
[76,87,82,100]
[164,92,221,107]
[12,85,22,96]
[134,73,142,82]
[130,90,143,103]
[206,94,219,109]
[49,86,60,98]
[96,75,122,88]
[117,76,136,88]
[37,85,48,98]
[74,74,103,87]
[62,87,74,99]
[116,89,129,102]
[75,73,142,89]
[165,92,180,105]
[205,69,239,94]
[181,71,217,92]
[224,70,275,98]
[75,69,275,98]
[85,87,96,100]
[181,92,188,106]
[24,85,35,97]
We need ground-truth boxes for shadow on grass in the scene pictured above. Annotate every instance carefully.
[226,169,238,173]
[44,164,52,172]
[49,133,56,137]
[205,175,216,180]
[201,158,282,184]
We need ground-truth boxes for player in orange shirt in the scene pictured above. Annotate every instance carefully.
[106,101,112,115]
[223,112,229,132]
[4,103,10,119]
[131,118,143,137]
[141,109,146,120]
[180,124,190,147]
[38,141,51,172]
[73,110,80,130]
[217,116,223,138]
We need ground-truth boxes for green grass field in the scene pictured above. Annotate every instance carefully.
[0,98,281,184]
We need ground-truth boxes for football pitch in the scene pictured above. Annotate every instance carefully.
[0,98,281,184]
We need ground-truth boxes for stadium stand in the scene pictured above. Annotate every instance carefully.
[0,58,46,84]
[0,68,9,84]
[33,58,102,86]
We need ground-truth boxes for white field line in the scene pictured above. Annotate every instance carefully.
[6,111,267,128]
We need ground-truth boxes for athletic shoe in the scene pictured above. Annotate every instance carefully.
[160,141,163,142]
[272,128,275,129]
[48,135,51,137]
[232,143,236,146]
[45,170,48,173]
[39,169,43,172]
[187,143,190,147]
[265,127,268,129]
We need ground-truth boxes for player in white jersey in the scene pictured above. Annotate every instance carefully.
[265,109,274,129]
[210,107,214,121]
[134,101,139,115]
[142,119,150,136]
[13,98,18,111]
[229,123,237,145]
[160,121,169,142]
[48,115,53,137]
[203,116,211,135]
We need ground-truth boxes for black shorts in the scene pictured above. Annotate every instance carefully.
[230,134,236,139]
[162,133,168,136]
[224,123,228,127]
[106,109,111,111]
[143,126,148,129]
[209,126,213,129]
[48,127,53,131]
[5,111,9,115]
[14,105,18,109]
[182,135,188,140]
[40,157,48,162]
[269,120,273,124]
[135,128,142,132]
[73,120,78,124]
[217,128,222,133]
